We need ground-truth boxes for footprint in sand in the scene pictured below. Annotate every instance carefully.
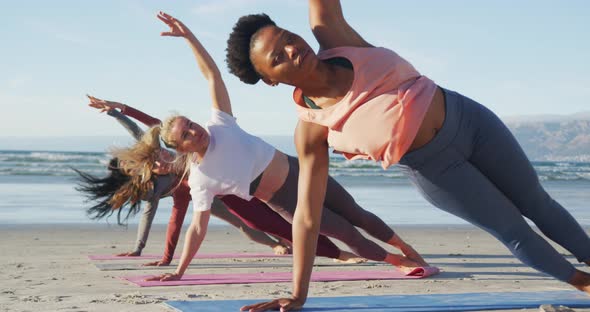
[21,295,43,302]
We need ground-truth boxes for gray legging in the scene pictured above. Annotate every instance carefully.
[398,88,590,282]
[257,156,395,261]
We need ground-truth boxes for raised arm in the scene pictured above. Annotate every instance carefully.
[241,121,329,312]
[157,12,232,116]
[119,105,161,127]
[87,95,161,127]
[308,0,372,50]
[107,109,144,141]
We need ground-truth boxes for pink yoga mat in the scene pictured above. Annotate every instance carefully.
[123,267,440,287]
[88,252,291,261]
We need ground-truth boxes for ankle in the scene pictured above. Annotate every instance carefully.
[384,253,402,266]
[387,234,403,248]
[568,270,590,291]
[338,250,354,260]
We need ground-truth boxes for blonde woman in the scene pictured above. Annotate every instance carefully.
[82,97,366,265]
[146,12,429,282]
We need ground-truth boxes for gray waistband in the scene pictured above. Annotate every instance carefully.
[267,156,298,208]
[249,155,298,197]
[398,88,463,169]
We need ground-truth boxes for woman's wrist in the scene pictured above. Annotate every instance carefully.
[174,267,185,277]
[185,33,197,43]
[290,294,306,305]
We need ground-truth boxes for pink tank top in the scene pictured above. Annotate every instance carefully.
[293,46,437,169]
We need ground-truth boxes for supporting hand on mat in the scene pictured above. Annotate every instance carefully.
[142,260,171,267]
[144,272,181,282]
[240,297,305,312]
[87,95,124,113]
[115,250,140,257]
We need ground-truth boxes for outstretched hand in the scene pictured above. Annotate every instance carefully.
[144,272,181,282]
[240,297,305,312]
[157,11,193,38]
[87,95,124,113]
[142,260,171,267]
[115,250,140,257]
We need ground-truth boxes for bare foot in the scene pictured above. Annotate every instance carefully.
[398,266,418,274]
[388,235,428,266]
[278,238,292,247]
[334,251,367,264]
[115,251,140,257]
[400,245,429,267]
[569,270,590,294]
[272,244,291,255]
[142,260,171,267]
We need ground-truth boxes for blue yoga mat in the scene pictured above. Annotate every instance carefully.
[164,290,590,312]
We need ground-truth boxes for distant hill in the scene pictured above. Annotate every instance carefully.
[503,111,590,123]
[505,112,590,162]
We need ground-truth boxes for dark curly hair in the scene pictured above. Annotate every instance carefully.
[226,13,276,84]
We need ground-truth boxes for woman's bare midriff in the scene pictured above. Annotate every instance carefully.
[407,87,446,153]
[252,150,289,202]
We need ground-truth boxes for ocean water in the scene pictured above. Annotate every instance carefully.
[1,150,589,225]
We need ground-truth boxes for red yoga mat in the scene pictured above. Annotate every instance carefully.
[123,267,440,287]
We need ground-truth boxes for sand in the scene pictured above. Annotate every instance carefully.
[1,223,589,312]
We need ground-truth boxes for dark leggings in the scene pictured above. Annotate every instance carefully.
[219,195,341,259]
[261,156,396,261]
[159,180,342,262]
[399,88,590,282]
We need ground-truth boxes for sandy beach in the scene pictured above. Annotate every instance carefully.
[1,224,589,312]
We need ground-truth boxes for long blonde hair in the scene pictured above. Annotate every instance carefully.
[109,123,191,210]
[108,127,161,209]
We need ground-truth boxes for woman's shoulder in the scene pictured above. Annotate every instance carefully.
[318,46,395,63]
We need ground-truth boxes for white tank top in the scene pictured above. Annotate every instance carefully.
[188,109,275,211]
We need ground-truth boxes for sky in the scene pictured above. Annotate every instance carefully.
[2,0,589,139]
